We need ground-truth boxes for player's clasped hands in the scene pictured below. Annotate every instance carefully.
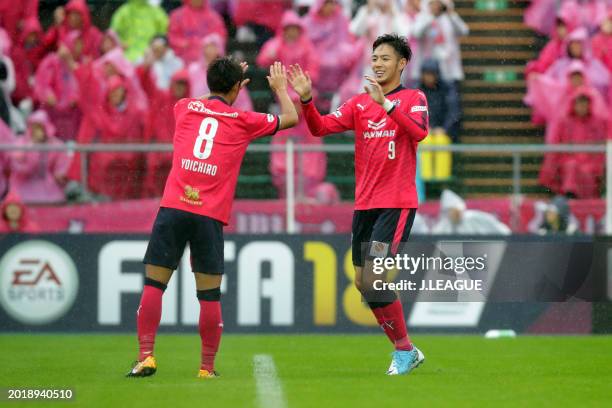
[287,64,312,101]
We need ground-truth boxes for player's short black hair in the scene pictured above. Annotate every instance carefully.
[372,33,412,62]
[207,57,243,94]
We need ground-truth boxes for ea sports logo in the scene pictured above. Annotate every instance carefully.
[0,241,79,324]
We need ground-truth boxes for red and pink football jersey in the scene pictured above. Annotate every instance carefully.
[160,97,279,224]
[301,86,429,209]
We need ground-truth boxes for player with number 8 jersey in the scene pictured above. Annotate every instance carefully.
[159,95,279,223]
[127,59,298,379]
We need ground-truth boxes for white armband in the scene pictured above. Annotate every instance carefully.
[382,98,394,113]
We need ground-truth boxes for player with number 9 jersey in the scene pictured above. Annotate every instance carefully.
[288,34,428,377]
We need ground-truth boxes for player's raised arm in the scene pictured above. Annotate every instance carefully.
[267,62,298,130]
[288,64,355,137]
[364,75,429,142]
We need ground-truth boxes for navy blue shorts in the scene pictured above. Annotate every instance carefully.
[143,207,224,274]
[351,208,417,267]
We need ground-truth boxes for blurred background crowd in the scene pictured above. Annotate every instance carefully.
[0,0,469,206]
[1,0,611,235]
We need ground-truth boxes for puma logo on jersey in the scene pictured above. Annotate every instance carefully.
[356,103,366,111]
[367,119,387,130]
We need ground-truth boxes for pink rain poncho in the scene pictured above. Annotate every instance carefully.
[0,118,14,198]
[539,86,610,198]
[230,0,290,32]
[187,33,253,111]
[0,0,38,43]
[592,11,612,73]
[69,72,146,200]
[9,17,45,103]
[168,0,227,65]
[34,32,83,141]
[9,110,72,204]
[558,0,608,34]
[0,191,40,233]
[257,11,320,85]
[42,0,102,59]
[137,66,190,197]
[93,47,149,111]
[302,0,354,96]
[525,16,576,76]
[269,93,337,203]
[525,60,604,131]
[544,28,610,97]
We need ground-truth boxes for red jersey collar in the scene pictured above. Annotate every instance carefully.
[385,85,405,96]
[208,95,230,105]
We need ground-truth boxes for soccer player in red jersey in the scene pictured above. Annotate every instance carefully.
[288,34,428,375]
[127,60,298,378]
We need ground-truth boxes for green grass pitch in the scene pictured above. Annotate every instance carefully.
[1,334,611,407]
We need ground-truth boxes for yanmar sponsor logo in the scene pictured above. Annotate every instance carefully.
[364,118,395,138]
[363,129,396,139]
[367,119,386,130]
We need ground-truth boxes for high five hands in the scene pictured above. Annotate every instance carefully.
[287,64,312,101]
[266,61,288,93]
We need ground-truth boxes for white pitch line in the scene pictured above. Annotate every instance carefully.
[253,354,287,408]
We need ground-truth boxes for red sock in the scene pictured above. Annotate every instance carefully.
[370,307,395,345]
[199,300,223,371]
[380,300,413,351]
[137,283,165,361]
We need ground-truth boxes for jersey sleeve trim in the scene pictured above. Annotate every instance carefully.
[271,115,280,135]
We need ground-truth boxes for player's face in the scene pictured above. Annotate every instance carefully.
[371,44,406,85]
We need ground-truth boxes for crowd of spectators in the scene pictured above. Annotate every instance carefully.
[0,0,468,207]
[524,0,612,198]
